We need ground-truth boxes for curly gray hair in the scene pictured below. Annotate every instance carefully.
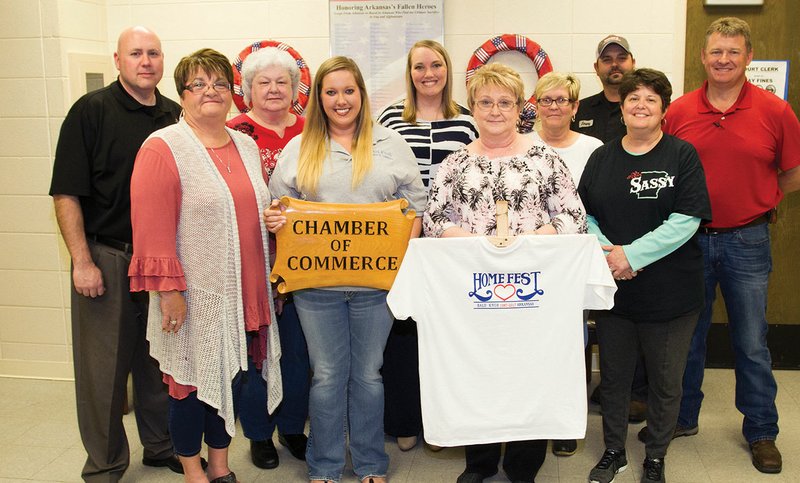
[240,47,300,107]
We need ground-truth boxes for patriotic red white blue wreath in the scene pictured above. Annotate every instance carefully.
[232,40,311,116]
[466,34,553,133]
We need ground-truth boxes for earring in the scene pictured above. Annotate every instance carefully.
[571,115,576,122]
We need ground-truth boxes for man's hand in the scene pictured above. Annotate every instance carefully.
[54,195,107,298]
[73,260,105,298]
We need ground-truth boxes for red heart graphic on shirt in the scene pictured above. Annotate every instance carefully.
[494,284,516,301]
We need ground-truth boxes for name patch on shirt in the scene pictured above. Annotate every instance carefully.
[578,120,594,128]
[468,271,544,309]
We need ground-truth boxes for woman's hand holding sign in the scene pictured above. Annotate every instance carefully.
[264,199,287,233]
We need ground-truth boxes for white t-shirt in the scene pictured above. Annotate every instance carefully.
[387,235,616,446]
[529,131,603,184]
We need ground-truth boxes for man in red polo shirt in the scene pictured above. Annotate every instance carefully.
[640,17,800,475]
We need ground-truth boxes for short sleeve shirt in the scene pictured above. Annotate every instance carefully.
[423,143,587,238]
[387,235,616,445]
[570,91,626,143]
[665,81,800,228]
[49,79,182,242]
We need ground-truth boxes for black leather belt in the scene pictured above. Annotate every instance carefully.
[86,233,134,254]
[698,213,770,235]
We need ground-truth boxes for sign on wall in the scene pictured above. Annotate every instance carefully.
[329,0,444,115]
[746,60,789,100]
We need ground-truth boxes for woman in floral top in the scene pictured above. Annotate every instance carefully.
[424,65,585,240]
[423,62,586,483]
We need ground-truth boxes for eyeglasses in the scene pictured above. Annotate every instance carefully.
[184,80,232,94]
[537,97,573,107]
[475,99,517,112]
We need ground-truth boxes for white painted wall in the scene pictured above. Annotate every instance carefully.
[0,0,687,379]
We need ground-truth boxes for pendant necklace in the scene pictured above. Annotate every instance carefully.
[209,147,231,173]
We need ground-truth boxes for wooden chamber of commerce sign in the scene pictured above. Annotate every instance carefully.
[270,196,416,293]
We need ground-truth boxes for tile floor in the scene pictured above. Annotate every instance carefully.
[1,369,798,482]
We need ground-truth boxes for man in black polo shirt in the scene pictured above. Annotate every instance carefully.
[50,26,183,482]
[571,35,635,143]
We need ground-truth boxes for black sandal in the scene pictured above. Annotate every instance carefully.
[209,471,237,483]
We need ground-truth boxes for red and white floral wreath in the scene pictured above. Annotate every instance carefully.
[466,34,553,133]
[232,40,312,116]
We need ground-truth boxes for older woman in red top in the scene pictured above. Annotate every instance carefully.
[226,46,311,470]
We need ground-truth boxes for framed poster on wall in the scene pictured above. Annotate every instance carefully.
[329,0,444,115]
[746,60,789,100]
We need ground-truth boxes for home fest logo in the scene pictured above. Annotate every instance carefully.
[468,271,544,309]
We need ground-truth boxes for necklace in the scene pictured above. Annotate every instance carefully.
[209,147,231,174]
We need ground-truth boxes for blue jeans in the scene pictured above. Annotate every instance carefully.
[238,301,310,441]
[679,224,778,443]
[293,289,393,482]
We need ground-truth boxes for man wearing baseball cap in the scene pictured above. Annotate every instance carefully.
[570,34,649,440]
[571,34,635,143]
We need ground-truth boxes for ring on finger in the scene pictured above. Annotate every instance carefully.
[169,320,177,325]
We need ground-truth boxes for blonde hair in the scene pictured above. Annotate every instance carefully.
[466,63,526,111]
[534,72,581,102]
[533,72,580,131]
[297,56,373,195]
[705,17,752,52]
[402,40,459,123]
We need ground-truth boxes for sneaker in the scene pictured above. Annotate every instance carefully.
[551,439,578,456]
[641,457,665,483]
[637,424,698,443]
[589,448,628,483]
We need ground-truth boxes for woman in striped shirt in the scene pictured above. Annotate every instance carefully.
[378,40,478,190]
[377,39,478,452]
